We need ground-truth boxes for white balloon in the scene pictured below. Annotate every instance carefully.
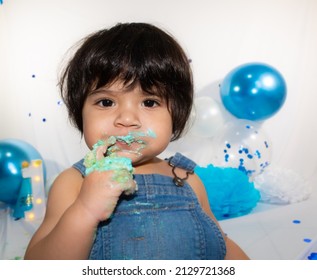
[190,96,225,138]
[212,119,272,179]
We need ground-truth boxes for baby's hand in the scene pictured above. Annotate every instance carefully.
[77,169,137,222]
[78,137,137,222]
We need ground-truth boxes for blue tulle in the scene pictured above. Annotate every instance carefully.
[195,164,260,220]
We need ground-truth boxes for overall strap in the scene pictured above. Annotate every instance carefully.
[167,153,197,187]
[72,159,85,177]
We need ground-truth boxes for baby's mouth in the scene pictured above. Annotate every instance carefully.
[114,139,140,150]
[104,129,156,157]
[106,134,146,156]
[106,142,144,157]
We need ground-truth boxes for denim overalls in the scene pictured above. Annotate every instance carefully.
[73,153,226,259]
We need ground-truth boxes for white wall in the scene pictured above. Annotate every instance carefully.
[1,0,317,187]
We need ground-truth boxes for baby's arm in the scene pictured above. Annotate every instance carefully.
[25,142,136,259]
[223,237,250,260]
[24,167,98,259]
[25,167,136,259]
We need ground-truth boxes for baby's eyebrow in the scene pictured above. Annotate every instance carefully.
[89,85,134,96]
[88,88,120,97]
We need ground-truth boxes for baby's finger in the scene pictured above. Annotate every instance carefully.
[95,145,107,161]
[123,179,138,195]
[95,136,117,160]
[111,168,137,195]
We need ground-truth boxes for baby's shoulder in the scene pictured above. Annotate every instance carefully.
[48,167,83,198]
[58,166,84,181]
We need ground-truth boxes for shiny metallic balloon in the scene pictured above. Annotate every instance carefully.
[220,63,287,121]
[0,139,42,204]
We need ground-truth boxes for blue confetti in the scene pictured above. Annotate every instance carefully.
[226,143,231,149]
[246,125,251,129]
[0,0,3,5]
[308,252,317,260]
[303,238,312,243]
[264,141,269,148]
[293,220,301,224]
[224,154,229,162]
[238,165,255,176]
[247,154,253,159]
[42,118,47,122]
[255,150,261,158]
[260,161,268,167]
[32,74,36,78]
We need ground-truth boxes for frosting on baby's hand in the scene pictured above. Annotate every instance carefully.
[83,130,156,195]
[83,137,136,195]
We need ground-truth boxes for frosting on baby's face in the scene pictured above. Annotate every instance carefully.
[106,129,157,157]
[83,129,157,195]
[84,129,157,172]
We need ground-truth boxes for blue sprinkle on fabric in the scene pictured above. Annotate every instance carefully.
[293,220,301,224]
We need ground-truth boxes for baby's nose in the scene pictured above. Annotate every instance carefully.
[114,108,141,128]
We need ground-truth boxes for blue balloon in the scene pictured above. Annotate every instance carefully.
[0,139,44,205]
[220,63,287,121]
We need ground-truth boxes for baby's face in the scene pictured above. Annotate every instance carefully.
[82,81,173,165]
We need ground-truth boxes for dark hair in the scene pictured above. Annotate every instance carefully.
[60,22,193,141]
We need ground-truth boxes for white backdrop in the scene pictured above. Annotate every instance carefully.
[1,0,317,188]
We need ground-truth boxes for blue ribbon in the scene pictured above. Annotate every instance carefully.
[12,177,33,219]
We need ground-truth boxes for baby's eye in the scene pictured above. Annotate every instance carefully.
[98,99,114,107]
[143,99,159,108]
